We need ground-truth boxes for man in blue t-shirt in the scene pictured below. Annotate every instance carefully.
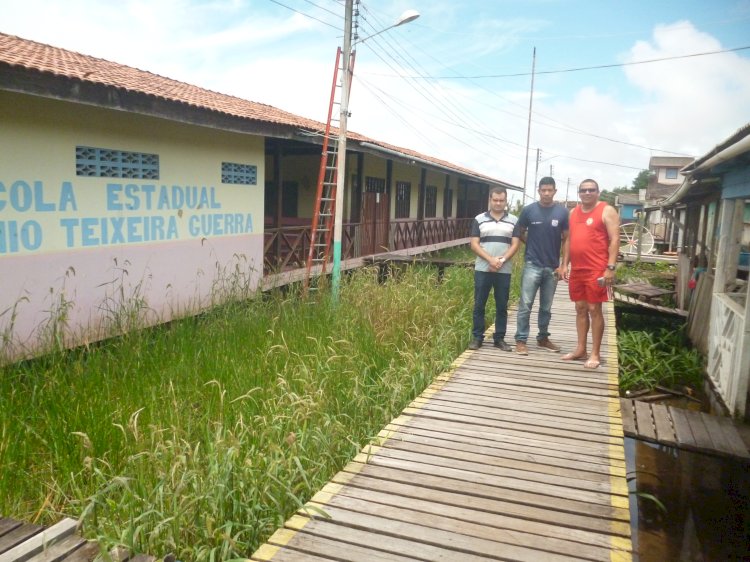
[512,177,569,355]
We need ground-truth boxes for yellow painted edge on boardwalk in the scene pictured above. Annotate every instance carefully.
[605,305,633,559]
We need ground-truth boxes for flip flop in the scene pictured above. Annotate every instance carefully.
[584,358,600,369]
[562,352,586,361]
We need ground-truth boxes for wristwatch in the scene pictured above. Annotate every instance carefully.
[606,265,616,271]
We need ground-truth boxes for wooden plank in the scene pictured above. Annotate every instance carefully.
[403,407,618,448]
[306,493,619,561]
[440,382,617,411]
[268,528,416,562]
[252,543,335,562]
[0,524,43,558]
[391,418,621,463]
[388,417,625,462]
[279,517,492,562]
[0,521,22,543]
[412,400,616,437]
[713,415,750,459]
[303,502,586,562]
[381,431,623,478]
[440,388,617,421]
[683,410,715,452]
[331,471,632,537]
[0,518,78,562]
[25,535,86,562]
[385,423,626,470]
[51,541,99,562]
[368,446,620,495]
[669,407,695,448]
[620,399,636,436]
[633,400,656,441]
[343,462,630,521]
[700,413,734,457]
[650,404,677,446]
[325,481,630,550]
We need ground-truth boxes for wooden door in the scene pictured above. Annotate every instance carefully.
[361,191,390,255]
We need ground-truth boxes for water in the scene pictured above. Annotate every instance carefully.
[626,437,750,561]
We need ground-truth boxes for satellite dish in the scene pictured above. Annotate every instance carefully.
[619,223,655,255]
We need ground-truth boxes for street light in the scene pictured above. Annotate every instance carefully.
[354,9,420,46]
[331,2,420,298]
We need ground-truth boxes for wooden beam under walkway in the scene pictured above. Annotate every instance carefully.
[253,297,633,561]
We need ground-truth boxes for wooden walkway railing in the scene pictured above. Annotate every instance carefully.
[252,298,633,561]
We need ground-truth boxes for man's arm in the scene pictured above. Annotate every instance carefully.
[556,229,570,279]
[561,210,572,280]
[505,236,521,260]
[602,205,621,283]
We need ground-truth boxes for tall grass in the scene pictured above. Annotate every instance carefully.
[1,261,496,560]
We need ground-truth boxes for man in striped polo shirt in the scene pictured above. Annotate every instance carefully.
[468,186,520,351]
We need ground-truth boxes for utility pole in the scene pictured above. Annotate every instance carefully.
[521,47,536,205]
[532,148,540,200]
[566,177,570,205]
[332,0,353,299]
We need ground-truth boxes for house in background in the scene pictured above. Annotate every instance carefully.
[0,32,519,363]
[615,192,644,224]
[657,124,750,419]
[647,156,695,201]
[621,156,695,251]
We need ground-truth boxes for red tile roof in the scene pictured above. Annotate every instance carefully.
[0,32,512,187]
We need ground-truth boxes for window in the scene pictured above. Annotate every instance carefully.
[443,187,453,218]
[222,162,257,185]
[424,185,437,218]
[365,176,386,193]
[665,168,679,179]
[76,146,159,179]
[396,181,411,218]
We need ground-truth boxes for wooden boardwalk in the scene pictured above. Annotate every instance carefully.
[620,399,750,462]
[252,298,633,561]
[0,517,155,561]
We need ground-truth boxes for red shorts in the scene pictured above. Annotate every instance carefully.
[568,269,610,303]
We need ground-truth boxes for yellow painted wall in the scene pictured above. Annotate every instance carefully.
[0,90,264,256]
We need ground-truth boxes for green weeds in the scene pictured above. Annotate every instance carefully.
[0,264,476,560]
[618,326,704,392]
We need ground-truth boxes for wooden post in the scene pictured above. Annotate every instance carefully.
[713,199,733,293]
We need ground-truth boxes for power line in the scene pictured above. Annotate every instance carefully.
[419,45,750,79]
[268,0,340,30]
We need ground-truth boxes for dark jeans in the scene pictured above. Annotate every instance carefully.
[472,270,511,343]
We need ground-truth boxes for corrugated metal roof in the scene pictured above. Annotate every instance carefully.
[0,31,515,188]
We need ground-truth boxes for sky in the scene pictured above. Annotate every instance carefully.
[3,0,750,204]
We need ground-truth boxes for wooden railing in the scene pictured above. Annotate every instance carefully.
[264,218,472,273]
[391,218,472,251]
[707,291,750,417]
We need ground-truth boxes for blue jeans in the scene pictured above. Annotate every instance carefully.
[472,270,511,343]
[515,262,558,343]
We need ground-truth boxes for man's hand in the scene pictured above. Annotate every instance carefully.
[603,267,616,285]
[488,256,504,272]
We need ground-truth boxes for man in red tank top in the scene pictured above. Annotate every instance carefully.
[560,179,620,369]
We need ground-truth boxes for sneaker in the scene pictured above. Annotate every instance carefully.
[493,340,512,352]
[537,338,561,352]
[468,338,482,350]
[515,341,528,355]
